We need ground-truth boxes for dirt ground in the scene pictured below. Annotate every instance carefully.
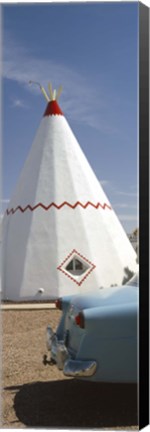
[2,308,138,429]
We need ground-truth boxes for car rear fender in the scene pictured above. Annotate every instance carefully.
[75,303,138,382]
[75,303,137,364]
[81,303,138,339]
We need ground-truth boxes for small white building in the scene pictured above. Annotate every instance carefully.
[2,85,137,301]
[128,229,139,263]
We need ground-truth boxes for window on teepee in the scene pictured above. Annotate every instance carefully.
[66,260,73,271]
[65,256,89,276]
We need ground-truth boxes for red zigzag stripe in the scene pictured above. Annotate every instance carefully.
[6,201,112,215]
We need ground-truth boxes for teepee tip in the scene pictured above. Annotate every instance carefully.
[29,81,63,103]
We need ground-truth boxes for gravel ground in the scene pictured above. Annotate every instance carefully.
[2,308,138,429]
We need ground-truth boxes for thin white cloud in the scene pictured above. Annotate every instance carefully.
[0,199,10,204]
[0,199,10,216]
[115,190,138,197]
[114,203,129,209]
[99,179,137,199]
[11,99,29,109]
[99,180,138,227]
[114,203,137,209]
[130,185,138,191]
[118,214,138,222]
[2,31,117,133]
[99,180,110,186]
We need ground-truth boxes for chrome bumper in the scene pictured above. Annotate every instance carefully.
[46,325,97,377]
[63,359,97,377]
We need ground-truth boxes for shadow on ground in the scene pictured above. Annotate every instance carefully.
[5,379,138,428]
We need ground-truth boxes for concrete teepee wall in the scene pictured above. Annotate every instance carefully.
[2,87,137,301]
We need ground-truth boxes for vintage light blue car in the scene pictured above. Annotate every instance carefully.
[44,274,138,383]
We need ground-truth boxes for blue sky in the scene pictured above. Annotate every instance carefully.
[2,2,138,233]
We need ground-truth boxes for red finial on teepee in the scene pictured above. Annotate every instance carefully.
[44,83,63,116]
[29,81,63,116]
[44,100,63,116]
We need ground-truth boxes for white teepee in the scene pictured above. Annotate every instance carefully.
[2,85,137,301]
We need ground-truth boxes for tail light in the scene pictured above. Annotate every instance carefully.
[75,312,85,328]
[55,298,62,310]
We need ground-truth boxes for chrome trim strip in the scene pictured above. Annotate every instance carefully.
[46,325,54,350]
[56,342,69,370]
[46,325,69,369]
